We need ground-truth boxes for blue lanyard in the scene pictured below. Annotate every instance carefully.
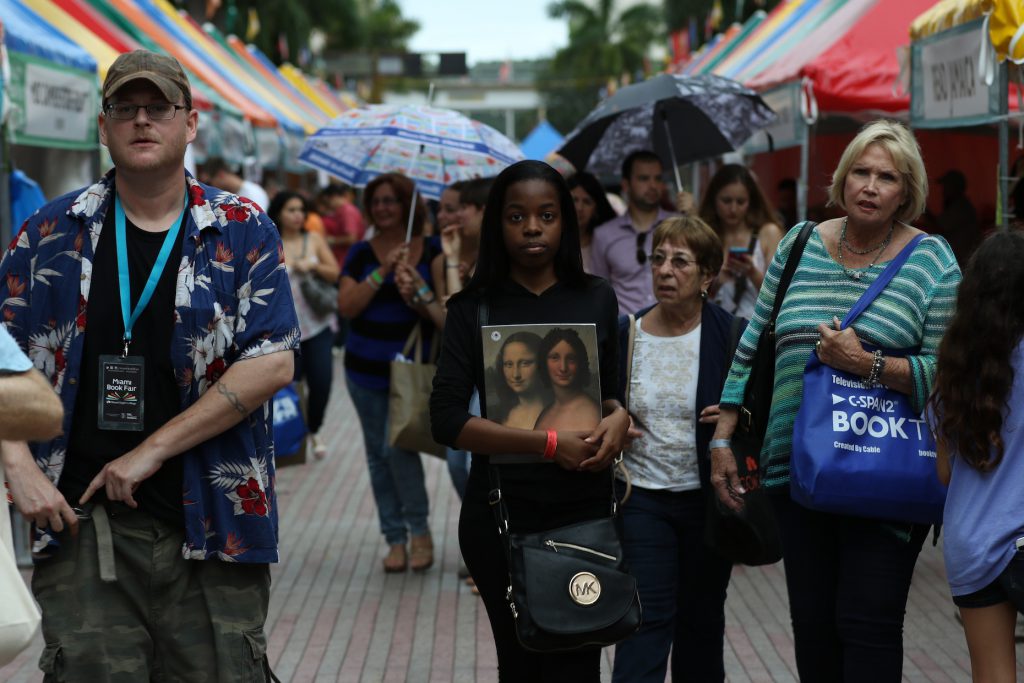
[114,191,187,355]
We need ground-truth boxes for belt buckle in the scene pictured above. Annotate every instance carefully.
[71,506,92,521]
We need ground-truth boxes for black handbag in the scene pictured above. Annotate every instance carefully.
[489,467,642,652]
[705,221,815,567]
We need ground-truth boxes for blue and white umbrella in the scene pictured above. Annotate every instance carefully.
[298,104,525,201]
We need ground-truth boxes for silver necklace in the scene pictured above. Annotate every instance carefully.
[838,218,894,281]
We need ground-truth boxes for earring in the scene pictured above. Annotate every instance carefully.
[701,289,708,301]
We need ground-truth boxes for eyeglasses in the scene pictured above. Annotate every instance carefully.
[371,197,399,207]
[104,103,187,120]
[635,232,647,265]
[650,253,696,271]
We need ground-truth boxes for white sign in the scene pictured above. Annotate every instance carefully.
[742,83,803,154]
[916,23,993,123]
[22,62,94,143]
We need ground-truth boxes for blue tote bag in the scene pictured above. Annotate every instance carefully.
[791,234,946,525]
[272,383,307,459]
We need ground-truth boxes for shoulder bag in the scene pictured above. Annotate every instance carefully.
[480,297,641,651]
[790,234,945,524]
[713,222,815,565]
[705,315,782,565]
[488,463,641,652]
[0,463,41,666]
[298,234,339,317]
[387,323,446,459]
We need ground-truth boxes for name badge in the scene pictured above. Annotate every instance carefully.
[98,355,145,431]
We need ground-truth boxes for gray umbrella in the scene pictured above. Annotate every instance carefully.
[558,73,776,182]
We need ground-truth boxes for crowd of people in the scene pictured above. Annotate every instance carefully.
[1,49,1022,683]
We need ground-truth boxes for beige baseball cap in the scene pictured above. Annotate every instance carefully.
[102,50,192,109]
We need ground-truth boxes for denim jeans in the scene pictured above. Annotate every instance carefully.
[345,376,430,545]
[612,486,732,683]
[295,327,334,434]
[771,494,929,682]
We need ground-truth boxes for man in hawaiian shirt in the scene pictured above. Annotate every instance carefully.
[0,50,299,681]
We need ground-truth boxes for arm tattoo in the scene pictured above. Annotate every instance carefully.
[217,381,249,415]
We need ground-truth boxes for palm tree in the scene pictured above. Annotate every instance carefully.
[540,0,663,134]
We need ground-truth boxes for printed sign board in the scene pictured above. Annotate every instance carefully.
[911,19,1006,128]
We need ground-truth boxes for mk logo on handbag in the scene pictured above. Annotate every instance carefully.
[569,572,601,605]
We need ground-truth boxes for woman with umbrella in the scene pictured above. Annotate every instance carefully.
[338,172,442,573]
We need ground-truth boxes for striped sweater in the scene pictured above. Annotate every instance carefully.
[720,223,961,491]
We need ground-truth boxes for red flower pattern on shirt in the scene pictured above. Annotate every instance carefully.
[235,478,269,516]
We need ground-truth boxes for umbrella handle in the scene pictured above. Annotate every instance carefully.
[660,111,684,195]
[406,185,418,243]
[406,143,425,243]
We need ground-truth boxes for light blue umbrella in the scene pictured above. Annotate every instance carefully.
[298,104,525,202]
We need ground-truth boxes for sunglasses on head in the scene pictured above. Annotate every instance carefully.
[635,232,647,265]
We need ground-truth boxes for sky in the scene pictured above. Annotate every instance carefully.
[399,0,570,64]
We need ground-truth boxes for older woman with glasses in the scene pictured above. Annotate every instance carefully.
[612,215,741,683]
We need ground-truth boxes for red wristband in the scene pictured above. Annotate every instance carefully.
[543,430,557,460]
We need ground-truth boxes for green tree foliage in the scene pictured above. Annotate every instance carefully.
[222,0,417,64]
[539,0,664,134]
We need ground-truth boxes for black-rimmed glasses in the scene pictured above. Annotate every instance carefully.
[104,103,187,120]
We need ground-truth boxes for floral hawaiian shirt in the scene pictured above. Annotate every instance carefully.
[0,170,299,563]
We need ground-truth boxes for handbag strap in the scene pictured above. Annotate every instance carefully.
[769,221,816,327]
[722,315,744,390]
[623,314,637,411]
[401,323,424,362]
[840,234,926,329]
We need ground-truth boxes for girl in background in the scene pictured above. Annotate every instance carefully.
[698,164,784,318]
[567,172,616,273]
[932,231,1024,681]
[267,191,339,459]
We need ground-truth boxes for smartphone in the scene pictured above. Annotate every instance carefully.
[728,246,749,259]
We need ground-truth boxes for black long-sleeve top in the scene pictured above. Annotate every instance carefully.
[430,277,620,506]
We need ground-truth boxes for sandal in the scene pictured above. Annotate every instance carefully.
[312,434,328,460]
[383,544,407,573]
[409,534,434,573]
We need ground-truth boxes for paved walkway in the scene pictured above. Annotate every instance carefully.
[3,361,1023,681]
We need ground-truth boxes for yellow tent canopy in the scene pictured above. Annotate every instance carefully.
[911,0,1024,65]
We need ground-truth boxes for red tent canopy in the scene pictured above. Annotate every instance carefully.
[751,0,935,113]
[52,0,139,54]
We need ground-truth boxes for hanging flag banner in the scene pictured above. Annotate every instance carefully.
[911,19,1006,128]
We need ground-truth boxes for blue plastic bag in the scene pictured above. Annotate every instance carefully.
[273,383,307,459]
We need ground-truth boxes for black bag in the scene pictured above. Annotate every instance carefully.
[490,469,642,652]
[704,222,815,567]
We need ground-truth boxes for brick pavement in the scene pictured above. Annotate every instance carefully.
[3,364,1023,682]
